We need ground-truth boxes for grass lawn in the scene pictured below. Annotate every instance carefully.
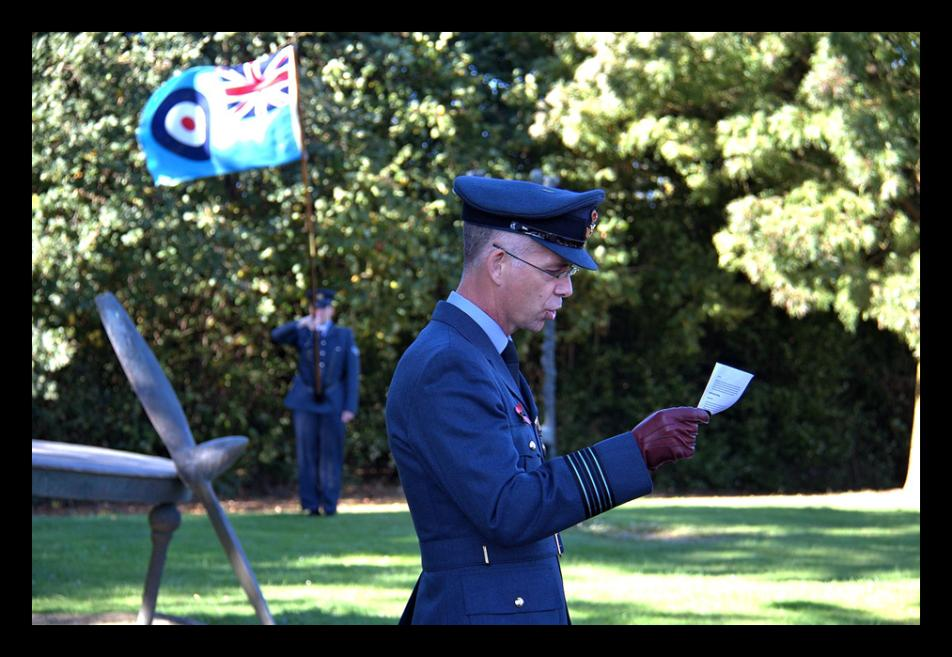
[32,491,919,625]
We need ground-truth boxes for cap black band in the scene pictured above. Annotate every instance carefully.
[508,221,585,249]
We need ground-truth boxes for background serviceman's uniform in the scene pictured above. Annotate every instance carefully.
[272,291,360,516]
[386,177,655,624]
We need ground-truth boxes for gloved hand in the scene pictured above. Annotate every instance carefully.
[632,407,710,472]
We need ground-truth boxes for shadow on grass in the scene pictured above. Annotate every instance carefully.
[569,599,763,625]
[563,506,920,582]
[275,609,397,625]
[569,598,906,625]
[766,600,907,625]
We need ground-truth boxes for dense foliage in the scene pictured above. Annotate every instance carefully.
[33,32,917,494]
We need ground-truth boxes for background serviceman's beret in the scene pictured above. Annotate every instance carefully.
[308,288,336,308]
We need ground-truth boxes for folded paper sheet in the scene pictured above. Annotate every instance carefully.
[698,363,754,415]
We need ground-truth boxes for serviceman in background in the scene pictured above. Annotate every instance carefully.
[273,289,360,517]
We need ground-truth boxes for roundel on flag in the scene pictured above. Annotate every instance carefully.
[150,88,212,161]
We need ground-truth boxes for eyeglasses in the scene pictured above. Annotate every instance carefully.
[492,243,579,280]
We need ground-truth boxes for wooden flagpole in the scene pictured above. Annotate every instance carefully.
[291,34,322,398]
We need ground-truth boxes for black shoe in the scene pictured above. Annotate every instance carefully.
[306,509,321,516]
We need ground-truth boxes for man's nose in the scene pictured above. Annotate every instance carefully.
[556,275,573,298]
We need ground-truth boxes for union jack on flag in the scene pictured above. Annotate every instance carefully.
[219,47,296,121]
[137,44,303,186]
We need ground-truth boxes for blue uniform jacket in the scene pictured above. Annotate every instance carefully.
[386,301,653,624]
[271,321,360,416]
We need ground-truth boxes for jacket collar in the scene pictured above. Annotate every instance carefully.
[447,291,509,353]
[431,301,523,401]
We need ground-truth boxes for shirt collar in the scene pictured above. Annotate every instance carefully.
[447,290,509,354]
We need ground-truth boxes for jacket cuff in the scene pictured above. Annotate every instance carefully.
[564,432,653,520]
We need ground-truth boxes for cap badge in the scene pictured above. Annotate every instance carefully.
[585,209,599,240]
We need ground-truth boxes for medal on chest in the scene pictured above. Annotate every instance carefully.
[514,402,532,425]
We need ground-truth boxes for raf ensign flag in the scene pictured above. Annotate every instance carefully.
[137,45,302,186]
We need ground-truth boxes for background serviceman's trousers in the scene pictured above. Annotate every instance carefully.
[293,410,345,514]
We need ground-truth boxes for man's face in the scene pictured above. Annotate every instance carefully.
[311,305,335,324]
[498,238,574,334]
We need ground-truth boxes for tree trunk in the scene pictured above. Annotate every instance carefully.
[541,317,557,456]
[902,360,920,495]
[535,170,561,457]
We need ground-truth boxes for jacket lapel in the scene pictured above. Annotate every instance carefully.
[430,301,525,404]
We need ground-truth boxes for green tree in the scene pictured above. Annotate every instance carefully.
[32,31,569,489]
[711,33,920,492]
[532,32,917,490]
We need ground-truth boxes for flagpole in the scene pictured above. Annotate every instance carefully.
[291,35,322,398]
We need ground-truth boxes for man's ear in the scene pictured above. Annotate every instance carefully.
[487,246,507,286]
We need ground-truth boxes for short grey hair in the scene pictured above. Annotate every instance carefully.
[462,224,501,273]
[462,224,530,272]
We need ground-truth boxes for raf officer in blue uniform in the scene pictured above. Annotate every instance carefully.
[272,289,360,516]
[386,176,711,624]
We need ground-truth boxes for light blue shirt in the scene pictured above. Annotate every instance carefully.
[447,290,510,354]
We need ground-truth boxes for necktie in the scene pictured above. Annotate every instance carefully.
[501,340,520,383]
[312,326,323,399]
[501,341,536,421]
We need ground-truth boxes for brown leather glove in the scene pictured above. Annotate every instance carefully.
[632,407,711,472]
